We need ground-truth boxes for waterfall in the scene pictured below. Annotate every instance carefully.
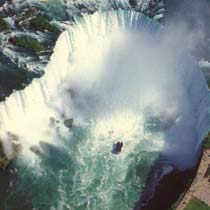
[1,10,210,210]
[0,10,162,157]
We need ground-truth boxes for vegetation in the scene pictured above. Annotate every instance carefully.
[203,132,210,149]
[30,15,59,32]
[9,36,45,52]
[0,18,10,32]
[184,197,210,210]
[22,7,38,19]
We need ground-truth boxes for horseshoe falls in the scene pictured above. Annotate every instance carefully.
[0,10,210,210]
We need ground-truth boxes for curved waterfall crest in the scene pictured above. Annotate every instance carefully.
[0,9,209,168]
[0,10,162,151]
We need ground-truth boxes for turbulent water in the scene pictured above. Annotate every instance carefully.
[0,9,210,210]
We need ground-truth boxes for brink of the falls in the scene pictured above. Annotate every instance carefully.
[0,10,210,210]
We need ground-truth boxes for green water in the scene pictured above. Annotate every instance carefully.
[5,123,160,210]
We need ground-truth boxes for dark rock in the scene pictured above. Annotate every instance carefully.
[49,116,56,128]
[30,145,42,156]
[129,0,137,7]
[64,118,74,129]
[0,155,10,170]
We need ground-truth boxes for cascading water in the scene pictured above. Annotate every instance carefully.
[0,10,210,210]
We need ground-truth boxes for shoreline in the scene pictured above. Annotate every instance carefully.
[137,147,210,210]
[134,155,200,210]
[176,149,210,210]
